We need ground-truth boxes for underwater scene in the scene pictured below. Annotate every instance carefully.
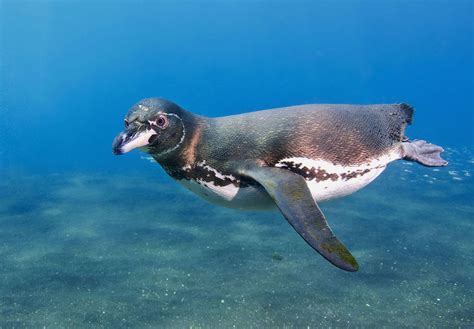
[1,1,473,328]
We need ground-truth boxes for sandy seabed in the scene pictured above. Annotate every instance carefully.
[0,148,473,328]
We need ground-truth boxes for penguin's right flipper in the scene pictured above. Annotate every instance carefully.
[238,164,359,272]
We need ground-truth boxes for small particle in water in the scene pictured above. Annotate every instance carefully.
[366,304,370,307]
[221,299,225,303]
[140,156,156,163]
[452,177,463,181]
[436,298,441,301]
[448,170,458,176]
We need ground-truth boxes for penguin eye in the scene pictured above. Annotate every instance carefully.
[157,115,168,129]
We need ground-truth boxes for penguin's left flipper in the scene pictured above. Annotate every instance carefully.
[238,165,359,272]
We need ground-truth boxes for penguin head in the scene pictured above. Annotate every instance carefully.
[112,98,189,157]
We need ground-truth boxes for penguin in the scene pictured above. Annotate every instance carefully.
[112,98,448,272]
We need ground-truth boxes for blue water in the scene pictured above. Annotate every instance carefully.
[1,1,473,327]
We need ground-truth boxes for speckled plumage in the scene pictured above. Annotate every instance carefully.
[193,103,412,166]
[154,103,407,179]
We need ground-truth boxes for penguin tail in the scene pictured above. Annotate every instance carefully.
[398,103,414,125]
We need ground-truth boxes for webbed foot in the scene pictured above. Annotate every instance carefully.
[402,140,448,167]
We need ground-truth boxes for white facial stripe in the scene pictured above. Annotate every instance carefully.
[121,129,156,154]
[155,113,186,156]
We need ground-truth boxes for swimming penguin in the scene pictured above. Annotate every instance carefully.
[112,98,447,272]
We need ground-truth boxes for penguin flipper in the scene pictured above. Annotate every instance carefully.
[238,165,358,272]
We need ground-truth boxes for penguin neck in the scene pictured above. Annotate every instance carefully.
[150,115,209,174]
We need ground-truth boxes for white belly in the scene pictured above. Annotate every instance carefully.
[177,150,401,208]
[275,151,401,202]
[301,164,386,201]
[177,178,274,210]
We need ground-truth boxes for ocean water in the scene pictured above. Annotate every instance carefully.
[1,1,473,328]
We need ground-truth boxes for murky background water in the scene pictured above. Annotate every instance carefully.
[1,1,472,327]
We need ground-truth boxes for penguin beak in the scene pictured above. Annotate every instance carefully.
[112,128,157,155]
